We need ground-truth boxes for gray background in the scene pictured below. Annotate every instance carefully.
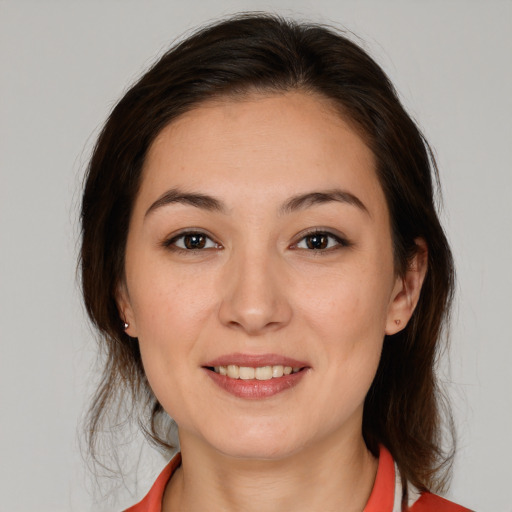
[1,1,510,511]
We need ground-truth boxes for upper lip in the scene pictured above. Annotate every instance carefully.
[203,353,309,368]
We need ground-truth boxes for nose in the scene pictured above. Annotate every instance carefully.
[218,248,293,335]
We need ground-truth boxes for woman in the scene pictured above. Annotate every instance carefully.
[80,13,471,512]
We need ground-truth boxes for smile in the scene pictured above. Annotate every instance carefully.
[203,355,309,399]
[211,365,302,380]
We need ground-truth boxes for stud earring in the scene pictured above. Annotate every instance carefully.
[394,319,401,326]
[123,321,129,330]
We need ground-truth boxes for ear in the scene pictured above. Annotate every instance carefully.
[115,282,138,337]
[385,238,428,335]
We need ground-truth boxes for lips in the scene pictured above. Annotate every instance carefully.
[203,353,309,399]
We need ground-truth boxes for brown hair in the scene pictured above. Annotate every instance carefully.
[81,12,455,495]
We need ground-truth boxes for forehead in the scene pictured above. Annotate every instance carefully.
[138,91,386,216]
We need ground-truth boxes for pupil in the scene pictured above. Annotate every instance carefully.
[185,234,206,249]
[307,234,328,250]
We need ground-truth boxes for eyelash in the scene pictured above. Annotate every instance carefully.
[162,229,350,253]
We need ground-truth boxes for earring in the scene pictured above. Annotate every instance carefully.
[394,319,401,326]
[123,321,129,330]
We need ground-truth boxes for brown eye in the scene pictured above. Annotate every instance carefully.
[295,231,347,251]
[183,234,207,249]
[305,234,329,250]
[167,232,219,251]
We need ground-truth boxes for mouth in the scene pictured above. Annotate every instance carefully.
[206,364,304,380]
[202,354,309,399]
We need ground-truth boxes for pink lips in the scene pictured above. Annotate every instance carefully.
[203,353,310,399]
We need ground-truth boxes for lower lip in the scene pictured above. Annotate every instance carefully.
[204,368,308,399]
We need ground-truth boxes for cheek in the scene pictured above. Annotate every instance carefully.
[297,271,388,413]
[296,264,393,340]
[129,259,217,335]
[130,270,214,421]
[294,260,393,400]
[128,262,226,394]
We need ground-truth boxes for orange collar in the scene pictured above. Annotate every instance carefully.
[364,445,396,512]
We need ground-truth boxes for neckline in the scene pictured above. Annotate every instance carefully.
[126,445,396,511]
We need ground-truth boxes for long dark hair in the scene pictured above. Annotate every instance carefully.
[80,12,455,494]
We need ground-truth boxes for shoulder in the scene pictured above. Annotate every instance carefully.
[123,453,181,512]
[371,445,472,512]
[409,491,473,512]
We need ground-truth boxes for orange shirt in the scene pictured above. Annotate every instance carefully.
[125,446,471,512]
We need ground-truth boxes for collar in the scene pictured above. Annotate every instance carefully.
[364,445,397,512]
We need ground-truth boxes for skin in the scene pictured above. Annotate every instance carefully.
[117,91,427,512]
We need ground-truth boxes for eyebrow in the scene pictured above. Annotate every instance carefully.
[145,188,227,218]
[279,189,369,216]
[144,187,369,219]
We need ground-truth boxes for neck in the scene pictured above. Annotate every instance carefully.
[163,430,378,512]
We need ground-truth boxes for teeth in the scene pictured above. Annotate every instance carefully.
[227,365,239,379]
[239,367,255,380]
[255,366,272,380]
[213,365,300,380]
[272,365,284,378]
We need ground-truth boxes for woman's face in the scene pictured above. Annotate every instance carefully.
[119,91,413,459]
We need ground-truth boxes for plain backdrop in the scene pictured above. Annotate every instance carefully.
[1,1,511,511]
